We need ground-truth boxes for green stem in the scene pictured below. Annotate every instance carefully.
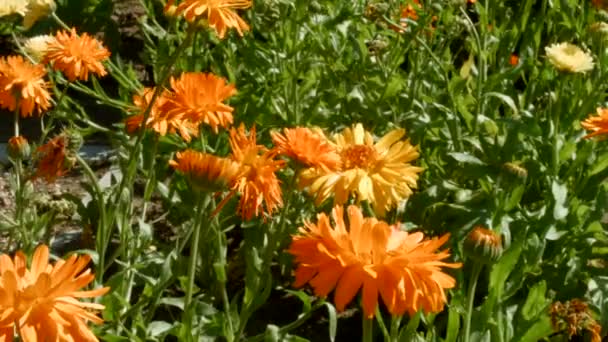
[51,12,71,30]
[140,136,159,222]
[375,307,390,341]
[184,195,211,318]
[245,302,325,342]
[362,316,374,342]
[12,103,23,248]
[390,315,402,342]
[463,262,483,342]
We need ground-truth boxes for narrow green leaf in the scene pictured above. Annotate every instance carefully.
[324,302,337,342]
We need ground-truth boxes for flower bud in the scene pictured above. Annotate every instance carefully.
[502,161,528,179]
[7,135,31,161]
[464,226,503,264]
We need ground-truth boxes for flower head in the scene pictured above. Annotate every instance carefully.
[23,0,56,29]
[170,150,240,192]
[288,205,461,318]
[229,124,285,220]
[581,107,608,139]
[34,135,72,182]
[299,123,423,216]
[7,135,31,161]
[0,244,109,341]
[550,299,602,342]
[167,0,252,39]
[545,42,594,73]
[43,28,111,81]
[464,226,503,264]
[161,72,237,136]
[271,127,340,171]
[0,0,27,17]
[23,35,56,61]
[0,55,52,117]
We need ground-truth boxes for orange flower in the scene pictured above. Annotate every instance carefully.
[0,244,109,341]
[581,107,608,139]
[550,299,602,342]
[288,205,461,318]
[34,135,70,182]
[167,0,252,39]
[0,55,51,117]
[592,0,608,10]
[43,28,110,81]
[271,127,340,171]
[170,149,240,192]
[161,72,237,136]
[509,53,519,66]
[229,124,285,220]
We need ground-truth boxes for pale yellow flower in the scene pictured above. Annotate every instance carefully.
[23,35,55,61]
[545,42,594,73]
[23,0,56,29]
[0,0,27,17]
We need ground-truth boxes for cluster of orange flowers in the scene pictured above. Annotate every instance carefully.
[0,245,109,341]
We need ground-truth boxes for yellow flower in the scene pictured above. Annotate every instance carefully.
[0,245,109,341]
[23,34,56,61]
[0,0,27,17]
[288,205,461,318]
[170,150,240,192]
[545,42,594,73]
[23,0,56,29]
[299,123,423,216]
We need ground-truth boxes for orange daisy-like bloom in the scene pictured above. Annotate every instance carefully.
[0,55,51,117]
[271,127,340,172]
[34,135,70,182]
[43,28,111,82]
[161,72,237,137]
[299,123,424,216]
[581,107,608,139]
[288,205,461,318]
[170,149,240,192]
[166,0,252,39]
[228,124,285,220]
[0,244,109,341]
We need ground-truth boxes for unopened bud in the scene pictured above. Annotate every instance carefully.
[464,226,503,264]
[7,136,31,161]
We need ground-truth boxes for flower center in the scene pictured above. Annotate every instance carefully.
[341,144,378,170]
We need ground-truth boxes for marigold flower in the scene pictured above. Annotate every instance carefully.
[550,299,602,342]
[23,0,56,29]
[23,34,56,61]
[0,244,109,341]
[229,124,285,220]
[170,150,240,192]
[0,0,27,17]
[545,42,594,73]
[167,0,252,39]
[464,226,503,264]
[581,107,608,139]
[34,135,70,182]
[43,28,111,82]
[288,205,461,318]
[0,55,51,117]
[299,123,423,216]
[509,53,519,66]
[271,127,340,171]
[7,135,31,160]
[161,72,237,136]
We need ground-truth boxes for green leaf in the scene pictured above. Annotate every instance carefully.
[485,92,519,116]
[521,281,547,320]
[147,321,174,337]
[324,302,337,342]
[551,180,568,221]
[504,184,525,211]
[589,153,608,176]
[514,316,554,342]
[448,152,486,166]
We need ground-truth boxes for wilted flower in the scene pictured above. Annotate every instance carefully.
[464,226,503,264]
[43,28,111,81]
[23,35,56,61]
[161,72,237,138]
[7,135,31,161]
[550,299,602,342]
[170,150,240,192]
[545,42,594,73]
[34,135,71,182]
[229,124,285,220]
[581,107,608,139]
[23,0,56,29]
[0,55,52,117]
[299,123,423,216]
[166,0,252,39]
[271,127,340,172]
[0,244,109,341]
[288,205,461,318]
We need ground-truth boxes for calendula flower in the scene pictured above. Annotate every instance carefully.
[23,34,56,61]
[43,28,111,81]
[550,299,602,342]
[509,53,519,66]
[0,244,109,341]
[0,0,27,17]
[161,72,237,136]
[288,205,461,318]
[23,0,56,29]
[581,107,608,139]
[228,124,285,220]
[299,123,423,216]
[0,55,52,117]
[34,135,71,182]
[271,127,340,171]
[166,0,252,38]
[545,42,594,73]
[464,226,503,264]
[170,150,240,192]
[7,135,31,160]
